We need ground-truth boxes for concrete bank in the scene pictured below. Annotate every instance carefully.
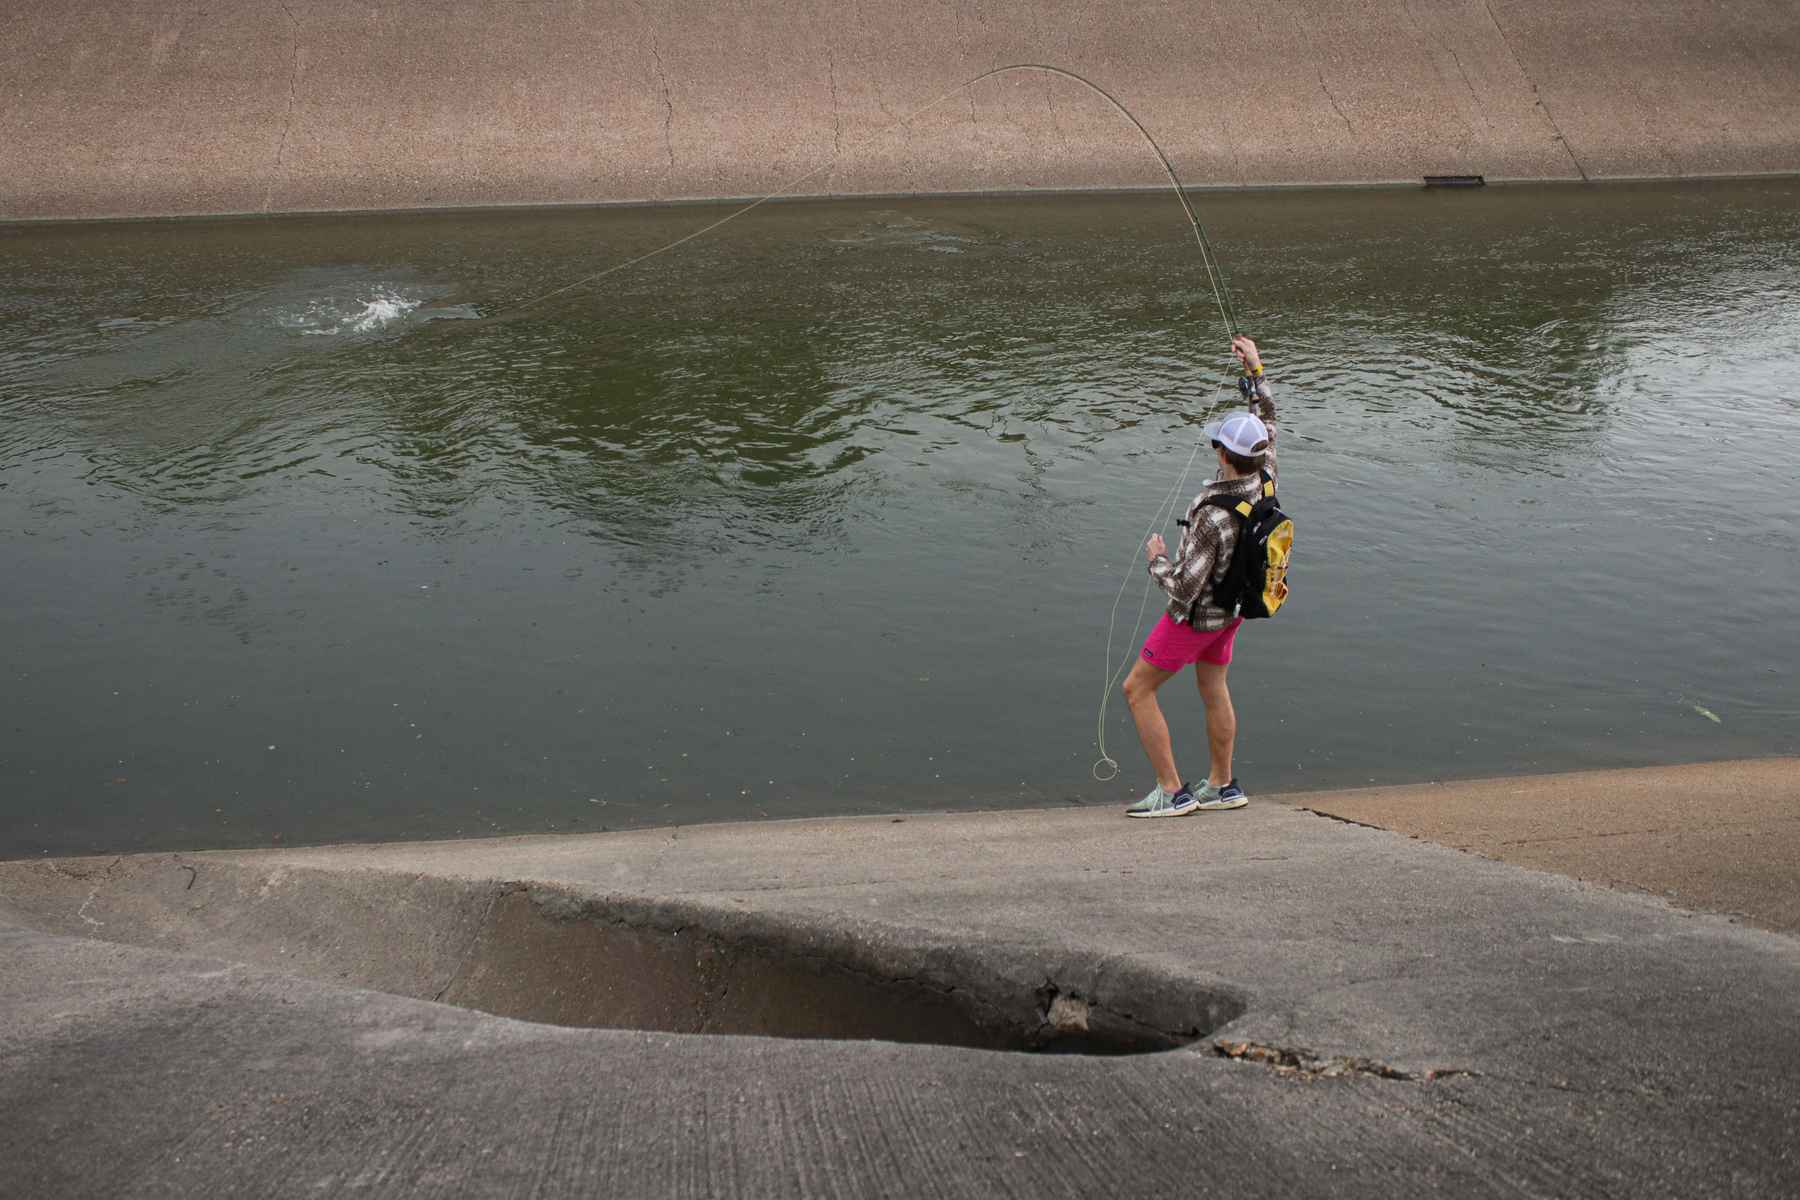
[3,760,1798,1196]
[5,1,1800,221]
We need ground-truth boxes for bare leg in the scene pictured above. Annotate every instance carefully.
[1122,658,1182,793]
[1193,660,1236,786]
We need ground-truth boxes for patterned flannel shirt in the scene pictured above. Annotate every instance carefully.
[1147,380,1278,631]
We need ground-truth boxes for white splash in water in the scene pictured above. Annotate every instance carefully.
[281,288,425,336]
[345,292,422,333]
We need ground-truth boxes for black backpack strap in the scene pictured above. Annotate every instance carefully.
[1189,498,1252,623]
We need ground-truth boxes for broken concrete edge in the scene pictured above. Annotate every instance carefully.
[0,851,1247,1054]
[5,170,1798,229]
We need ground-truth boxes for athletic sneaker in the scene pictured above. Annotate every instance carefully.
[1125,783,1199,819]
[1196,779,1248,811]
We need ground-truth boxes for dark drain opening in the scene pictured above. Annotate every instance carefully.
[437,887,1244,1056]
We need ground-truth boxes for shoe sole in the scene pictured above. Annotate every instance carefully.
[1126,800,1201,819]
[1196,797,1248,811]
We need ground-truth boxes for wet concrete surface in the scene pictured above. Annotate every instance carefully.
[2,760,1798,1195]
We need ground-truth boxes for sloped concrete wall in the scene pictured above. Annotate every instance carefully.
[4,0,1798,220]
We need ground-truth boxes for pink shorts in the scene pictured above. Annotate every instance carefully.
[1140,614,1242,671]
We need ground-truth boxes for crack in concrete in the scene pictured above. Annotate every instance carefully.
[1443,42,1480,110]
[1317,71,1354,137]
[1482,0,1588,181]
[264,1,304,213]
[1300,807,1389,832]
[1042,73,1066,165]
[1214,1039,1476,1083]
[634,2,675,174]
[826,51,843,162]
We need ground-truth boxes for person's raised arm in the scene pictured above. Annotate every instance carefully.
[1232,334,1277,478]
[1232,335,1275,422]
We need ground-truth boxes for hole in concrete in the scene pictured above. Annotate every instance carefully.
[0,860,1247,1056]
[439,887,1245,1055]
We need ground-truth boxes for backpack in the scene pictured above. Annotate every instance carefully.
[1195,470,1293,620]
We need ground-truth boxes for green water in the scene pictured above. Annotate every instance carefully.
[3,181,1797,858]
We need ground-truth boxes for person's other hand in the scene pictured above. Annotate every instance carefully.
[1146,534,1167,560]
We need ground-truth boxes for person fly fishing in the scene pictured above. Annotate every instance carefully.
[1122,334,1288,818]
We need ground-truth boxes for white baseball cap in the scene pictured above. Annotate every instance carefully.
[1207,411,1271,457]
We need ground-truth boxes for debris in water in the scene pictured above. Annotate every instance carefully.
[1689,704,1722,724]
